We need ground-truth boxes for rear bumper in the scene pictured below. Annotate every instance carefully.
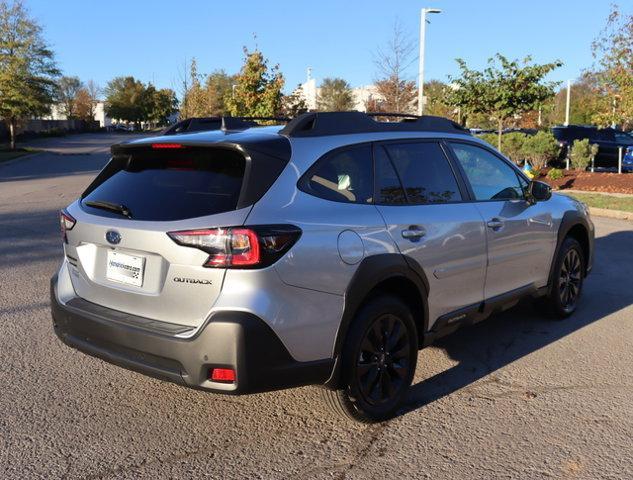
[51,274,333,395]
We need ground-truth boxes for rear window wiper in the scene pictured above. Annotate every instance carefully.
[84,200,133,218]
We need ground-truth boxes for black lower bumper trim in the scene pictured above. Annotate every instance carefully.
[51,274,334,395]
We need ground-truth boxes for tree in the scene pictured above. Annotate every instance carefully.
[446,54,561,151]
[145,86,178,126]
[521,131,560,171]
[317,78,355,111]
[570,139,599,171]
[0,0,59,148]
[75,80,100,121]
[204,70,233,116]
[180,58,207,118]
[589,4,633,129]
[372,21,417,114]
[74,89,92,121]
[423,80,455,119]
[226,47,284,117]
[543,74,603,126]
[281,84,308,117]
[104,76,146,127]
[56,76,82,118]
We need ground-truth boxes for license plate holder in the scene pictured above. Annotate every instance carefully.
[106,250,145,287]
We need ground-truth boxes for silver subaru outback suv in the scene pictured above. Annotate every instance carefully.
[51,112,594,422]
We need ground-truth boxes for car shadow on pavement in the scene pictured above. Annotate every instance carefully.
[399,230,633,418]
[0,208,62,269]
[0,153,108,183]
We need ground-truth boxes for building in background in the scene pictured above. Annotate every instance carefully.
[44,101,112,128]
[295,68,384,112]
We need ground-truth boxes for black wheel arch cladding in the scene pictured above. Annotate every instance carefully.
[548,211,592,294]
[325,254,429,388]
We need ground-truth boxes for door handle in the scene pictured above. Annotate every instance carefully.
[487,218,504,230]
[401,226,426,240]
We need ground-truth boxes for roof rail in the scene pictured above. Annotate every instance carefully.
[162,116,291,136]
[221,116,290,131]
[278,111,469,137]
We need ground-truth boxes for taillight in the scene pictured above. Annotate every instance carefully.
[60,210,76,244]
[167,225,301,268]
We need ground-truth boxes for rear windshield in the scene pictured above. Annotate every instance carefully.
[81,148,245,221]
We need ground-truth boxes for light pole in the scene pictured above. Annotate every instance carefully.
[418,7,442,116]
[564,79,571,126]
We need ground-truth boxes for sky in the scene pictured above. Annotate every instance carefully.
[26,0,617,97]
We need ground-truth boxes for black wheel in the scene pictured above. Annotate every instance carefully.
[539,237,585,318]
[321,295,418,423]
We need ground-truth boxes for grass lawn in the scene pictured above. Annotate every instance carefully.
[562,191,633,213]
[0,146,38,163]
[0,149,32,163]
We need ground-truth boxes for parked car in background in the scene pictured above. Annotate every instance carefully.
[623,146,633,172]
[107,123,134,133]
[552,125,633,170]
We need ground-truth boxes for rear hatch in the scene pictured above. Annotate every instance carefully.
[62,139,287,328]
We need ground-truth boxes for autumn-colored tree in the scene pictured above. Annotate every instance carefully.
[446,54,561,151]
[0,0,59,148]
[281,84,308,117]
[536,73,605,127]
[204,70,234,116]
[317,78,355,111]
[56,76,82,118]
[75,80,100,121]
[74,89,92,121]
[226,47,284,117]
[180,58,208,118]
[372,21,417,114]
[589,4,633,129]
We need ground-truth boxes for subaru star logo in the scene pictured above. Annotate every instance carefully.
[105,230,121,245]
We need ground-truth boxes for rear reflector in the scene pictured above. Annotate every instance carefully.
[60,210,76,244]
[151,143,184,149]
[167,225,301,269]
[210,368,236,383]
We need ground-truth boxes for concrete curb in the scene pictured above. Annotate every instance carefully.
[589,207,633,221]
[560,189,633,198]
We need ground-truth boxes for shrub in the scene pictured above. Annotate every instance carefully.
[570,139,599,171]
[547,168,564,180]
[477,133,497,148]
[521,131,560,170]
[501,132,527,164]
[476,132,527,164]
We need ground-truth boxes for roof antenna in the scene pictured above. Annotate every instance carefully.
[307,67,312,82]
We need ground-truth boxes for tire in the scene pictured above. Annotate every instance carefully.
[321,295,418,423]
[539,237,585,319]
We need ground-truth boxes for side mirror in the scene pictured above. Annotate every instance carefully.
[527,180,552,202]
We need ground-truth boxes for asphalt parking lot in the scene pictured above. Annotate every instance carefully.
[1,133,632,479]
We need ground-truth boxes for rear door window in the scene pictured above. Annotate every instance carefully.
[382,142,462,204]
[82,148,245,221]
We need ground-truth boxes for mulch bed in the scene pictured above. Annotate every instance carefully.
[539,170,633,194]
